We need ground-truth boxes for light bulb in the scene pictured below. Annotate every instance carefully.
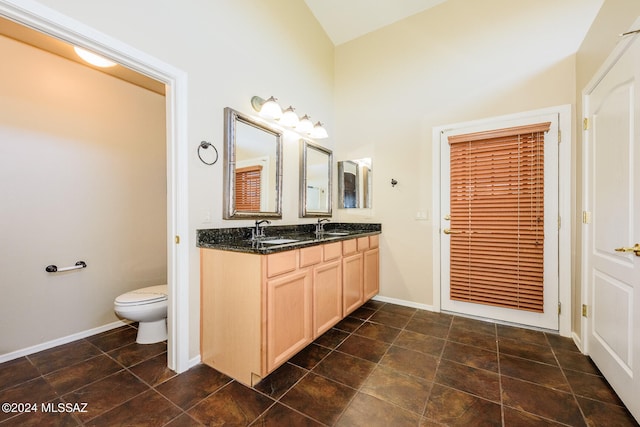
[279,106,299,127]
[296,114,313,134]
[258,96,282,120]
[311,122,328,139]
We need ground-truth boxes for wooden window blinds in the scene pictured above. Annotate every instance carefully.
[235,165,262,211]
[447,122,550,313]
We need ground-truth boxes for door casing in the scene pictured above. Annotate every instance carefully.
[0,0,191,373]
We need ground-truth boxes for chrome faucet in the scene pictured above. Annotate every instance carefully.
[315,218,330,235]
[252,220,271,240]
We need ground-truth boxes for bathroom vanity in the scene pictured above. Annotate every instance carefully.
[197,223,381,386]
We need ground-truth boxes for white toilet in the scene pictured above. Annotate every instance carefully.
[114,284,168,344]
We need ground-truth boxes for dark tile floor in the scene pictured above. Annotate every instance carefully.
[0,301,638,426]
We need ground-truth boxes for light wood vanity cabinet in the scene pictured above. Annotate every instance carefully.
[342,251,364,315]
[364,236,380,300]
[311,242,343,337]
[343,235,380,315]
[265,267,312,373]
[200,235,379,386]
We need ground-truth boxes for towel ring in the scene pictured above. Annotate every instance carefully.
[198,141,218,165]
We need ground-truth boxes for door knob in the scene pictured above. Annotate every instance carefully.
[614,243,640,256]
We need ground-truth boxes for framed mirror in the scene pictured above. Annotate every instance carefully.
[338,158,372,209]
[299,139,332,217]
[223,107,283,219]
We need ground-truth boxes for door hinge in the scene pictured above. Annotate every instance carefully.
[558,129,562,143]
[582,211,592,224]
[582,304,588,317]
[175,235,180,244]
[558,216,561,229]
[583,118,589,130]
[558,302,562,315]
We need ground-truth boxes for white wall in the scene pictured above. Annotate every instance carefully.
[29,0,335,360]
[0,35,166,355]
[334,0,603,307]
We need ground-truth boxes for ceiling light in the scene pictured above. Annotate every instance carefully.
[73,46,116,68]
[251,95,282,120]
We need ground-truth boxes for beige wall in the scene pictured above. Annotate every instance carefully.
[334,0,602,309]
[0,35,166,355]
[30,0,335,360]
[573,0,640,339]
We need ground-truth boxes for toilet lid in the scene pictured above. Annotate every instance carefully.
[115,285,168,305]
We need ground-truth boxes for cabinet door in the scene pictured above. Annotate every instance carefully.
[343,252,364,315]
[266,269,313,373]
[364,248,379,301]
[313,259,342,338]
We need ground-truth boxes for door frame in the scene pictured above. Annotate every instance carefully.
[432,105,572,336]
[580,18,640,356]
[0,0,191,373]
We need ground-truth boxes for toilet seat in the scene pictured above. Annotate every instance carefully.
[115,285,167,306]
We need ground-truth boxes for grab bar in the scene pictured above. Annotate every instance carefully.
[45,261,87,273]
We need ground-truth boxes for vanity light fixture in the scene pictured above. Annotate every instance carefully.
[311,121,328,139]
[296,114,314,134]
[279,106,300,127]
[251,95,283,120]
[73,46,117,68]
[250,95,329,138]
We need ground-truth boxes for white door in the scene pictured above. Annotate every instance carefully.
[583,30,640,421]
[440,113,559,330]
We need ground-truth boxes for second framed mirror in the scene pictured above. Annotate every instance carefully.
[299,139,332,218]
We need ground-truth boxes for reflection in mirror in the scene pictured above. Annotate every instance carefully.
[338,158,372,209]
[223,107,283,219]
[299,140,332,218]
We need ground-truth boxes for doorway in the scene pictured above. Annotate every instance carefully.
[0,1,190,373]
[582,26,640,420]
[432,105,572,335]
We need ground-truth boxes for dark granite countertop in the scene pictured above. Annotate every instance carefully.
[197,222,381,254]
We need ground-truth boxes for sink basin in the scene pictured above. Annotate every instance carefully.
[323,232,350,236]
[260,238,300,245]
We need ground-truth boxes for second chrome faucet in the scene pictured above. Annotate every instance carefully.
[252,220,271,240]
[315,218,330,235]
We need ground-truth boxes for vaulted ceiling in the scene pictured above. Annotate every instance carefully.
[304,0,449,45]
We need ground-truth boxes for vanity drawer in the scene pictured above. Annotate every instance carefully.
[323,242,342,261]
[267,251,298,277]
[357,237,370,252]
[343,239,357,255]
[300,246,322,267]
[369,235,379,249]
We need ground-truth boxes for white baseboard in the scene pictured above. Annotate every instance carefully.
[572,331,584,354]
[0,320,131,364]
[188,355,202,369]
[372,295,435,312]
